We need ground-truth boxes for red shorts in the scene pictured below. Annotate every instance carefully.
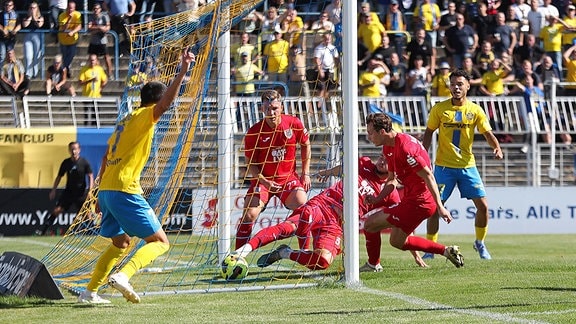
[247,173,304,206]
[294,202,342,257]
[382,198,437,234]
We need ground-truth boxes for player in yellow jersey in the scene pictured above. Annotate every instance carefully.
[78,49,196,304]
[422,69,503,260]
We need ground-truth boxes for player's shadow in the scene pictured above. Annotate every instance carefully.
[502,286,576,292]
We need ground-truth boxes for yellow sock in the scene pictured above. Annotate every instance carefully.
[426,233,438,242]
[87,244,126,292]
[475,226,488,242]
[120,241,169,279]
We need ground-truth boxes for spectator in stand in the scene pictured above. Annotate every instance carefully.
[358,2,381,25]
[324,0,342,25]
[406,55,430,96]
[287,45,310,97]
[514,33,545,67]
[405,28,436,75]
[563,5,576,52]
[310,11,335,46]
[358,12,386,53]
[103,0,136,57]
[387,52,407,96]
[49,0,67,42]
[462,56,483,96]
[231,52,264,96]
[413,0,441,47]
[438,1,457,66]
[254,6,281,51]
[511,0,531,38]
[563,44,576,96]
[58,1,81,75]
[79,54,108,125]
[281,7,304,48]
[491,12,517,58]
[21,2,44,79]
[515,59,543,89]
[473,2,495,48]
[88,3,113,79]
[527,0,545,43]
[263,25,289,86]
[486,0,502,16]
[313,32,339,99]
[479,58,513,96]
[476,40,496,74]
[540,0,560,20]
[231,32,257,67]
[540,15,574,73]
[506,5,522,43]
[0,0,20,68]
[431,62,452,96]
[499,51,517,82]
[0,49,29,97]
[535,54,562,92]
[383,0,406,59]
[46,54,76,96]
[359,53,390,97]
[372,34,396,68]
[443,13,478,69]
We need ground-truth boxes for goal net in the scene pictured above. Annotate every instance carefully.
[41,1,348,296]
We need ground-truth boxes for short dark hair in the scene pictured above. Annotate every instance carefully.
[449,68,470,81]
[140,81,167,106]
[366,113,392,132]
[261,89,282,103]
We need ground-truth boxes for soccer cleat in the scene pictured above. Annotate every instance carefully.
[108,272,141,303]
[444,246,464,268]
[359,262,383,272]
[473,240,492,260]
[77,290,111,304]
[257,244,290,267]
[422,252,435,259]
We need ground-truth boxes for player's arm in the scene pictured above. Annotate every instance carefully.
[49,175,63,200]
[366,172,397,204]
[153,49,196,120]
[416,166,452,223]
[421,127,435,152]
[482,131,503,160]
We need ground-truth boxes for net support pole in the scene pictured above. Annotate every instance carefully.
[548,78,559,183]
[217,5,233,263]
[342,0,360,287]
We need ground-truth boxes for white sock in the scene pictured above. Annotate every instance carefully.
[235,244,253,258]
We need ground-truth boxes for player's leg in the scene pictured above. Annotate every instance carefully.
[236,214,298,258]
[360,230,383,272]
[106,191,170,303]
[235,185,267,249]
[460,167,492,259]
[79,191,127,304]
[423,167,456,259]
[281,178,309,247]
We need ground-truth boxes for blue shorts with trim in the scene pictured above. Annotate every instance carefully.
[434,166,486,201]
[98,190,162,238]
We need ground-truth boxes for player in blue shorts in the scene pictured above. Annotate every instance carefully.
[78,49,196,304]
[422,69,503,260]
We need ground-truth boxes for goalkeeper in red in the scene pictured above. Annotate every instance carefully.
[236,155,427,270]
[78,49,195,304]
[422,69,503,260]
[237,89,311,249]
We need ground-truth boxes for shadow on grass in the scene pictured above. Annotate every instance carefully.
[502,286,576,292]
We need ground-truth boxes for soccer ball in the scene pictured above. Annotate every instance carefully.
[221,253,249,280]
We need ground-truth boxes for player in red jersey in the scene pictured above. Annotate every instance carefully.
[363,113,465,268]
[237,89,311,249]
[235,155,427,270]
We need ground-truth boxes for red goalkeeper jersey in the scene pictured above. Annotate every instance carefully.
[244,115,309,181]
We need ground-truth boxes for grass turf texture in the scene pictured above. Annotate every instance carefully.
[1,234,575,323]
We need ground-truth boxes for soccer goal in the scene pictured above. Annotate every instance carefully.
[41,1,359,296]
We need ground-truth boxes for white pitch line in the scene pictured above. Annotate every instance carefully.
[356,286,550,324]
